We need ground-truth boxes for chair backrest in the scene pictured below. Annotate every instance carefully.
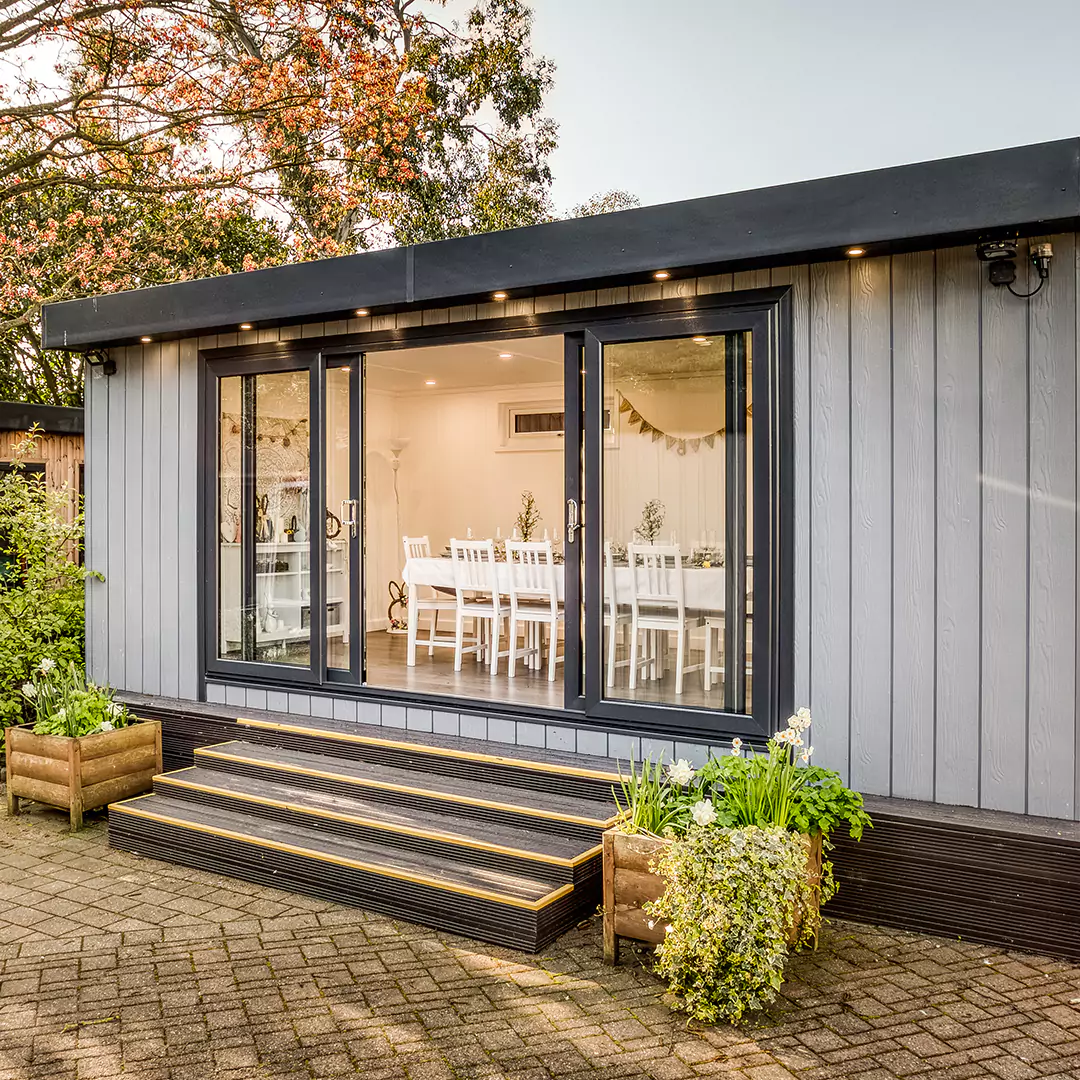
[449,538,498,600]
[627,543,685,613]
[604,540,618,619]
[403,535,432,561]
[506,540,558,611]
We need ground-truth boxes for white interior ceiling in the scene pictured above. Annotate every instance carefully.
[365,335,564,393]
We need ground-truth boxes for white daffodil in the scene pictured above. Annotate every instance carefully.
[691,799,717,827]
[37,657,55,675]
[731,737,743,750]
[100,720,114,733]
[666,759,695,786]
[796,706,812,728]
[106,702,123,718]
[21,682,35,698]
[731,746,742,757]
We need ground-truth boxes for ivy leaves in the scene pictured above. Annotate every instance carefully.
[646,826,829,1024]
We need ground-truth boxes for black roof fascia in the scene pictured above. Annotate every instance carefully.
[0,402,84,435]
[42,137,1080,351]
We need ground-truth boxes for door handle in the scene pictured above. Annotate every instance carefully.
[566,498,581,544]
[340,499,359,538]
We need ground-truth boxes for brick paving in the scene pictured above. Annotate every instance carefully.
[0,807,1078,1079]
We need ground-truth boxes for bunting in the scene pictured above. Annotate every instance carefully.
[618,393,738,456]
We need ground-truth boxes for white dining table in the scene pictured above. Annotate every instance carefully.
[401,556,734,666]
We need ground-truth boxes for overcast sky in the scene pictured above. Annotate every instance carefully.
[530,0,1080,211]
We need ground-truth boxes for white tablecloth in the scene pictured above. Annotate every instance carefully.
[402,557,730,612]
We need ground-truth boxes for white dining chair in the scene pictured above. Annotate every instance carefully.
[449,539,506,674]
[505,540,563,681]
[402,535,457,659]
[604,541,635,688]
[626,543,703,695]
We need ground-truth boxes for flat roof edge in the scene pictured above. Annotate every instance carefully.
[42,138,1080,350]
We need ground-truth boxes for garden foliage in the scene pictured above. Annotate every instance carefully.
[0,432,94,737]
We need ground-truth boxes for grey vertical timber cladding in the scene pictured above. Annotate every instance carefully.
[159,342,181,698]
[890,252,937,801]
[809,260,852,783]
[980,251,1029,813]
[934,246,982,807]
[849,257,892,794]
[85,365,109,686]
[1028,233,1077,819]
[85,238,1080,819]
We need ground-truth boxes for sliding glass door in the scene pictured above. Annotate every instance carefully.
[579,308,784,738]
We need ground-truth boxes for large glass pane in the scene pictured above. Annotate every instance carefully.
[218,376,243,659]
[253,370,311,665]
[363,335,566,707]
[326,365,353,671]
[601,332,751,711]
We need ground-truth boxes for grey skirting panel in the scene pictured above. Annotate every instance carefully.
[200,682,727,768]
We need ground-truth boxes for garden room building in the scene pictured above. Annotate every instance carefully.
[42,137,1080,957]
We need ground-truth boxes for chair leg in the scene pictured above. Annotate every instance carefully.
[454,612,465,671]
[629,621,639,690]
[675,627,686,695]
[508,615,518,677]
[548,620,558,682]
[704,623,713,691]
[427,610,438,656]
[490,615,500,676]
[606,619,617,687]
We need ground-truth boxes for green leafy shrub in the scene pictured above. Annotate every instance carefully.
[646,825,834,1023]
[23,659,132,738]
[0,431,97,739]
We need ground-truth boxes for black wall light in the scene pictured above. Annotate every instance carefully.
[84,349,117,376]
[976,239,1053,298]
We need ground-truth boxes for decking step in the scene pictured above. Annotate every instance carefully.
[154,766,601,885]
[195,741,621,842]
[109,794,589,951]
[232,713,623,801]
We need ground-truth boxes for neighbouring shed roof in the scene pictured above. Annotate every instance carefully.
[42,137,1080,351]
[0,402,84,435]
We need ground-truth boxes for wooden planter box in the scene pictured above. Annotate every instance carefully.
[6,721,162,830]
[602,828,823,964]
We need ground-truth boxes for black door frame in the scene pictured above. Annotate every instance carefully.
[580,306,784,739]
[199,287,792,742]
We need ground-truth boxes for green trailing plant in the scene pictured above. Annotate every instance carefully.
[0,431,98,740]
[23,660,132,739]
[515,489,541,542]
[645,825,835,1023]
[637,498,665,543]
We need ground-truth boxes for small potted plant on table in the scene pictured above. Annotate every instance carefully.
[7,660,162,830]
[603,708,870,1023]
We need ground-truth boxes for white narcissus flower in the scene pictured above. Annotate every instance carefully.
[666,759,695,786]
[106,702,123,718]
[731,737,742,750]
[731,745,742,757]
[691,799,717,827]
[799,751,810,764]
[37,658,55,674]
[21,682,36,698]
[100,720,114,733]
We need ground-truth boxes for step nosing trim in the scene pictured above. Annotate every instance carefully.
[235,717,623,783]
[196,746,622,829]
[110,800,574,911]
[156,774,601,867]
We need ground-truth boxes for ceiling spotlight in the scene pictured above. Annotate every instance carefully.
[239,323,253,330]
[846,247,865,257]
[424,379,436,386]
[653,270,671,280]
[493,291,508,301]
[355,308,369,317]
[498,352,513,359]
[341,367,350,374]
[140,336,152,343]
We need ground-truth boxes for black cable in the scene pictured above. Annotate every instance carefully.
[1006,276,1047,299]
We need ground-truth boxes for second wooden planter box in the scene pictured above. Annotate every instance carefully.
[6,721,162,830]
[602,828,823,964]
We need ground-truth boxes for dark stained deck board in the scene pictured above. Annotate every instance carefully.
[113,795,560,903]
[195,741,619,825]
